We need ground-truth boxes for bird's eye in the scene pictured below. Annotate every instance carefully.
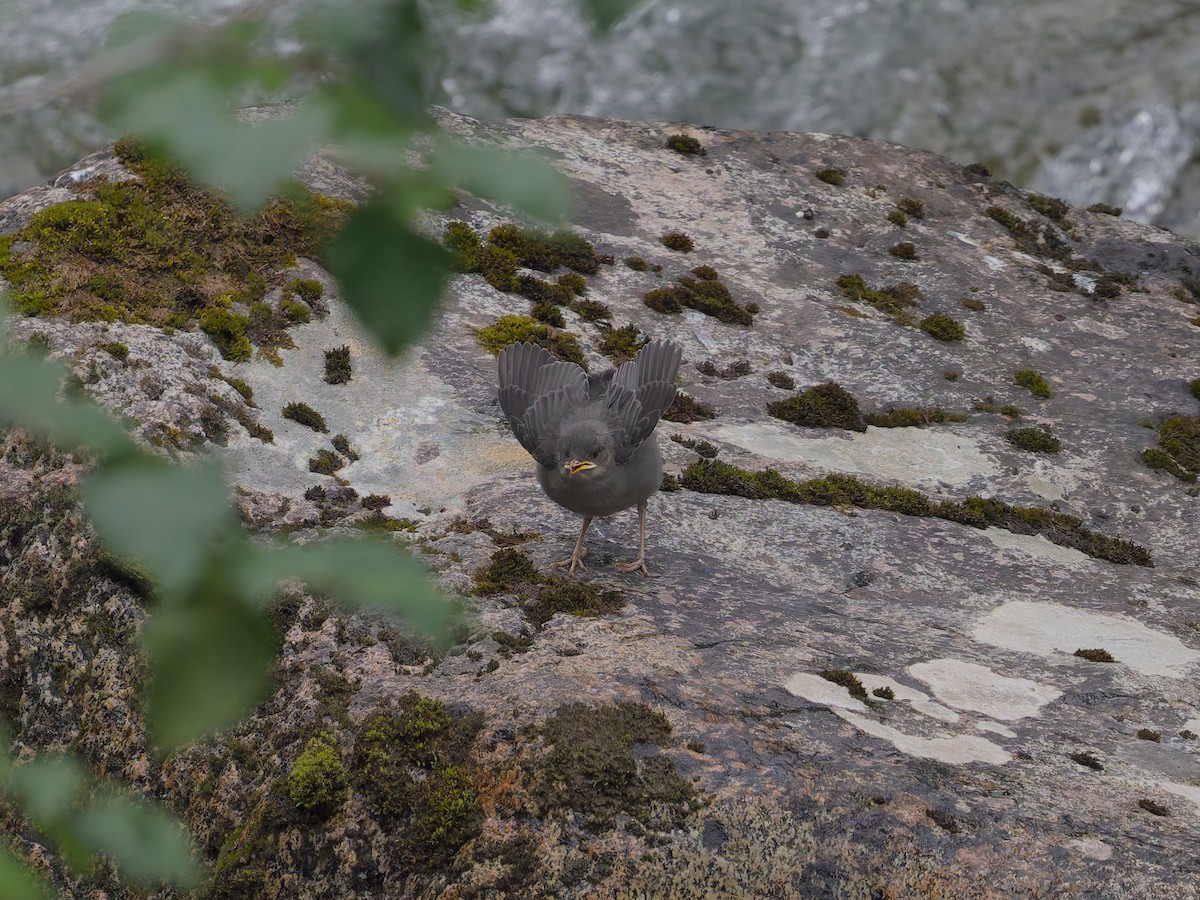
[591,447,601,458]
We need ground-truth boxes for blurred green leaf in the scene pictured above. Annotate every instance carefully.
[5,756,92,870]
[581,0,641,31]
[103,71,327,209]
[144,585,276,749]
[324,201,452,355]
[5,756,84,826]
[0,311,134,458]
[434,141,570,223]
[235,538,454,641]
[0,849,53,900]
[73,793,198,887]
[84,460,237,596]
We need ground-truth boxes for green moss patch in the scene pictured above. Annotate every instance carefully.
[1141,416,1200,482]
[873,686,895,700]
[661,231,695,253]
[671,435,718,458]
[888,241,917,260]
[678,459,1151,565]
[896,197,925,219]
[199,307,252,362]
[766,371,795,390]
[516,274,574,306]
[598,323,647,364]
[815,167,846,186]
[864,406,966,428]
[665,134,705,156]
[1014,369,1051,398]
[836,274,922,325]
[568,298,612,322]
[985,205,1075,262]
[1006,426,1061,454]
[624,256,649,272]
[324,345,352,384]
[1027,193,1070,223]
[887,210,908,228]
[697,359,751,379]
[288,734,348,814]
[535,701,695,830]
[487,223,600,274]
[919,313,965,342]
[662,391,717,423]
[1074,648,1115,663]
[768,382,865,431]
[557,272,587,295]
[473,314,587,369]
[471,549,626,627]
[0,138,350,346]
[1087,203,1123,216]
[308,449,344,475]
[281,401,328,433]
[354,694,484,867]
[643,274,755,326]
[819,669,868,703]
[961,297,986,311]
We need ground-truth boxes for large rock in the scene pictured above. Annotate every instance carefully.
[2,109,1199,896]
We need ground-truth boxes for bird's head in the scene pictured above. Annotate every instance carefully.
[555,420,615,477]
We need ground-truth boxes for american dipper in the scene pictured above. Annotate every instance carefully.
[497,339,683,576]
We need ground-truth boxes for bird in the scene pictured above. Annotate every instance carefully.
[497,338,683,577]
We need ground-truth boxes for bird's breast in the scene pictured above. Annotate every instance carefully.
[536,438,662,517]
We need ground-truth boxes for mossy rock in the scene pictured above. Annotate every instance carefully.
[0,139,351,338]
[353,694,484,868]
[534,701,695,830]
[598,323,646,364]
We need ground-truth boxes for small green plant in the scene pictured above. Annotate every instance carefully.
[887,210,907,228]
[282,401,328,432]
[473,314,587,368]
[624,256,649,271]
[1137,728,1162,742]
[290,278,325,305]
[1070,751,1104,770]
[1027,193,1070,222]
[280,297,312,324]
[1087,203,1123,216]
[308,449,344,474]
[1190,378,1200,402]
[288,734,348,812]
[101,341,129,360]
[766,371,795,390]
[598,323,646,364]
[324,345,352,384]
[1074,648,1115,662]
[1006,426,1061,454]
[919,313,965,342]
[1014,369,1051,398]
[815,167,846,186]
[818,669,868,703]
[661,231,694,252]
[665,134,705,155]
[768,382,865,431]
[961,297,986,311]
[872,686,895,700]
[199,308,252,362]
[888,241,917,260]
[662,391,717,423]
[896,197,925,219]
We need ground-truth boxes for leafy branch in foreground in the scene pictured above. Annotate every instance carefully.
[0,0,643,892]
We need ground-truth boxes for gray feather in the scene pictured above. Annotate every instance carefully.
[605,340,682,460]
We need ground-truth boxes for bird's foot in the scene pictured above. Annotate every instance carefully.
[551,547,589,574]
[614,557,655,577]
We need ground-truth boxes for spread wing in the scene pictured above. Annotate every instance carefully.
[605,339,683,463]
[497,341,587,466]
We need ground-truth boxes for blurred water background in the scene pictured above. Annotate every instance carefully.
[2,0,1198,238]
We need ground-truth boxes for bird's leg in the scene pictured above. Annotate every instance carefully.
[614,501,656,577]
[551,516,592,574]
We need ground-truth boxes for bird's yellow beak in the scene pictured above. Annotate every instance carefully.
[565,460,596,476]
